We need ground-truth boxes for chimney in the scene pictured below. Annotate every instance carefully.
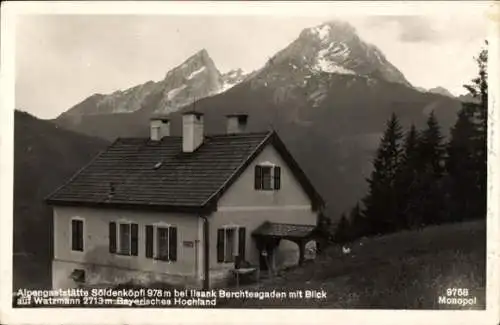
[150,116,170,141]
[226,114,248,134]
[182,111,204,152]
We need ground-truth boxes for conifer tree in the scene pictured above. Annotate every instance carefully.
[334,213,350,244]
[446,42,488,220]
[395,124,422,229]
[349,202,367,240]
[446,106,478,221]
[416,111,446,225]
[362,112,404,234]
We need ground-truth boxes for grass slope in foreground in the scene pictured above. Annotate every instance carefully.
[219,220,486,309]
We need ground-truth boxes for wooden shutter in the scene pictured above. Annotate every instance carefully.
[71,220,78,251]
[145,225,154,258]
[168,227,177,262]
[274,166,281,190]
[77,221,84,251]
[238,227,246,260]
[131,223,139,256]
[254,165,262,190]
[109,222,116,253]
[217,228,225,262]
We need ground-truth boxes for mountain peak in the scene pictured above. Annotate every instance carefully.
[257,19,411,87]
[428,86,455,98]
[300,20,358,44]
[190,48,211,62]
[166,48,217,79]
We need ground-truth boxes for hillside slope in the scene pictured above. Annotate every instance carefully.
[13,110,108,289]
[220,220,486,309]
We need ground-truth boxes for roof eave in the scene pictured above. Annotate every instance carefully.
[46,199,213,215]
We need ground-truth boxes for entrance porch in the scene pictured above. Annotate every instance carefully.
[251,221,317,274]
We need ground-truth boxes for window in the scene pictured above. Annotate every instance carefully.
[145,225,177,262]
[119,223,131,254]
[224,228,236,261]
[71,219,84,252]
[254,165,281,191]
[217,227,246,263]
[109,222,138,256]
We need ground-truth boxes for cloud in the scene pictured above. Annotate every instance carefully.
[364,16,441,43]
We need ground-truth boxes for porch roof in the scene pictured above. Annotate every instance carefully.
[252,221,316,240]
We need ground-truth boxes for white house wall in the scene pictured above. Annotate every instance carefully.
[210,144,318,277]
[52,206,202,289]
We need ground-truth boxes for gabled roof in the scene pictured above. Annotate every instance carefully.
[46,131,324,214]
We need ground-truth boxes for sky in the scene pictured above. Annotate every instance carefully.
[14,3,490,119]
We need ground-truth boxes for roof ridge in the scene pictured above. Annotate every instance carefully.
[205,131,271,138]
[115,132,270,141]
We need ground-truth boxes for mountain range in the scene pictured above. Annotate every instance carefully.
[49,20,462,218]
[16,21,461,228]
[57,49,249,121]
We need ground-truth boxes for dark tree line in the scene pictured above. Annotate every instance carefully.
[333,42,488,244]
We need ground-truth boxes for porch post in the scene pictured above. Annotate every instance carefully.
[298,240,305,266]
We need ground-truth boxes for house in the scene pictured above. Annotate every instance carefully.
[46,111,325,289]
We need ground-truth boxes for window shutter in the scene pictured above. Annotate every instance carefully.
[254,166,262,190]
[238,227,246,260]
[71,220,77,250]
[109,222,116,253]
[168,227,177,262]
[131,223,139,256]
[145,225,154,258]
[217,228,225,263]
[274,166,281,190]
[78,221,84,251]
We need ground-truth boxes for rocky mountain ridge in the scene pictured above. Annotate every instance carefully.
[53,19,462,217]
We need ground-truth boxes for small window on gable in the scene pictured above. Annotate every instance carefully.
[254,164,281,191]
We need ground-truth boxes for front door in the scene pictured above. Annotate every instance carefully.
[258,240,278,271]
[259,249,270,271]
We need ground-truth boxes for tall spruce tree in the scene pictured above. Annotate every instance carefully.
[446,106,478,221]
[349,202,367,240]
[395,124,422,229]
[416,111,446,225]
[446,42,488,220]
[362,112,404,234]
[334,213,351,244]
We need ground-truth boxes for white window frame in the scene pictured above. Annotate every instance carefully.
[70,217,85,253]
[116,220,134,256]
[257,161,279,191]
[221,225,241,263]
[152,223,176,263]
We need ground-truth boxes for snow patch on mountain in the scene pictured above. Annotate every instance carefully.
[311,24,331,42]
[313,44,356,75]
[167,85,187,100]
[217,68,250,93]
[314,56,356,75]
[187,66,206,80]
